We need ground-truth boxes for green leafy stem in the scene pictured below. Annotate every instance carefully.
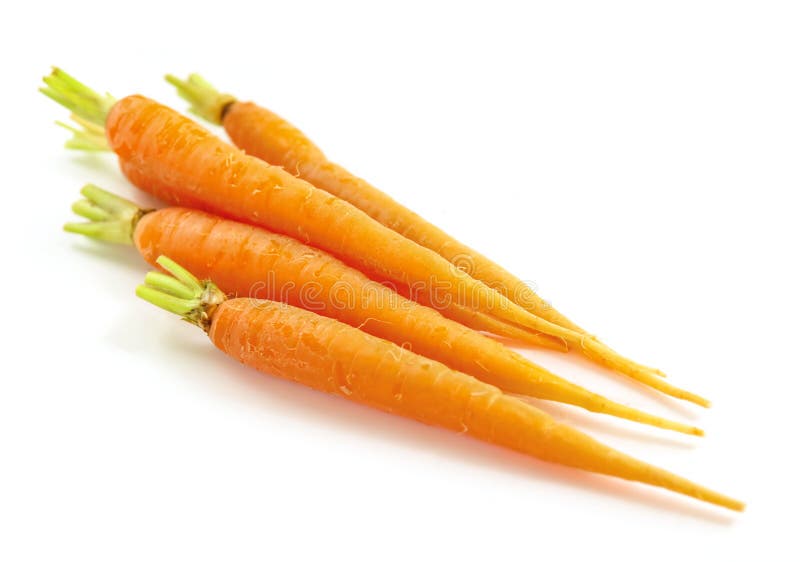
[136,256,227,332]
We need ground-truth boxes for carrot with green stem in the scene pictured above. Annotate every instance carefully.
[41,68,707,406]
[164,75,654,351]
[167,74,675,384]
[65,184,702,435]
[166,73,583,331]
[134,255,742,511]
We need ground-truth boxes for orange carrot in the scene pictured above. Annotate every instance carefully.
[165,74,596,337]
[41,68,707,406]
[135,256,743,511]
[169,74,683,385]
[65,184,701,435]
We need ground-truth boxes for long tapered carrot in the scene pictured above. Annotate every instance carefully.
[164,75,671,369]
[165,73,586,334]
[65,184,700,435]
[164,75,687,386]
[41,69,708,406]
[135,256,742,511]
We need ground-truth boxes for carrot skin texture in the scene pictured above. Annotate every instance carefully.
[132,209,597,401]
[223,101,584,333]
[108,96,707,405]
[208,299,741,511]
[134,209,567,388]
[218,102,701,398]
[107,96,567,337]
[133,203,564,351]
[132,208,698,434]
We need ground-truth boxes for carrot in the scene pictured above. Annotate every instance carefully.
[165,73,672,380]
[168,75,689,387]
[65,184,701,435]
[165,73,586,334]
[41,68,708,406]
[134,256,742,511]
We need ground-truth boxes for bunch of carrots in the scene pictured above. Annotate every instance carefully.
[41,68,744,512]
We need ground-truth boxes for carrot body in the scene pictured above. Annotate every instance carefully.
[223,100,584,333]
[206,298,740,511]
[132,207,698,434]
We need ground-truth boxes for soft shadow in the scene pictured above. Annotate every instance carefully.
[66,152,119,177]
[71,240,143,273]
[521,397,698,450]
[524,345,704,420]
[149,327,736,524]
[65,153,163,209]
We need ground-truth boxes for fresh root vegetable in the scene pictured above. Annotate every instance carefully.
[165,73,666,382]
[65,184,701,435]
[135,256,743,511]
[42,68,706,407]
[164,73,687,391]
[165,72,585,333]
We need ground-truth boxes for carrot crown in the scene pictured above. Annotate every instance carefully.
[40,67,114,151]
[64,184,149,245]
[164,73,236,125]
[136,256,227,332]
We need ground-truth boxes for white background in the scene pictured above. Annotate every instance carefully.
[2,1,798,560]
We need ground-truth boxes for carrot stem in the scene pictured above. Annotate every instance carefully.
[143,272,198,300]
[55,117,110,151]
[164,73,236,125]
[40,67,115,127]
[71,200,109,222]
[136,255,226,331]
[64,184,148,245]
[136,285,202,317]
[41,68,115,149]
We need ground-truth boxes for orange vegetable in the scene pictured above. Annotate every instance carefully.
[135,256,743,511]
[165,74,592,336]
[65,184,700,435]
[41,68,708,406]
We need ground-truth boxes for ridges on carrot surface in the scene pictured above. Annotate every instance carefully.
[135,256,744,512]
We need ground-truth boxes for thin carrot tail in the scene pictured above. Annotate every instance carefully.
[40,67,115,150]
[579,337,711,407]
[585,398,703,436]
[450,307,569,352]
[621,355,668,378]
[493,395,743,511]
[527,383,704,436]
[498,303,704,405]
[614,451,745,511]
[164,73,236,125]
[64,184,149,245]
